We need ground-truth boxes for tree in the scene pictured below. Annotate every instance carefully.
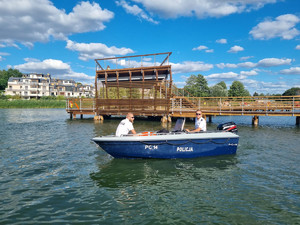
[184,74,209,97]
[209,84,228,97]
[282,87,300,96]
[228,81,250,97]
[216,81,227,90]
[0,69,23,90]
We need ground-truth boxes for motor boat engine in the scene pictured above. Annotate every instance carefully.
[217,122,238,133]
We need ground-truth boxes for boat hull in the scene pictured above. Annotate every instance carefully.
[92,132,239,159]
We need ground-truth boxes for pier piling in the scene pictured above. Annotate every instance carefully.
[252,116,259,126]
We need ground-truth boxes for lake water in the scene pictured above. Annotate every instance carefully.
[0,109,299,224]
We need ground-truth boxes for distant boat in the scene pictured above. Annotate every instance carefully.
[92,119,239,159]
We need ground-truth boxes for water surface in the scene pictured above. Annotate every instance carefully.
[0,109,299,224]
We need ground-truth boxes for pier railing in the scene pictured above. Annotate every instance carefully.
[171,95,300,116]
[66,95,300,117]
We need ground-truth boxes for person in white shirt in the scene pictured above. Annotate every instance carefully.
[185,110,207,132]
[115,113,137,137]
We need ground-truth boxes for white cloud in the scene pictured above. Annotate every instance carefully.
[296,45,300,50]
[250,14,300,40]
[0,0,114,46]
[280,67,300,75]
[225,57,292,68]
[193,45,214,53]
[206,72,239,80]
[66,40,134,61]
[131,0,277,19]
[171,61,213,74]
[260,81,289,89]
[228,45,244,53]
[256,58,292,67]
[192,45,208,51]
[0,52,10,56]
[0,56,4,61]
[240,56,254,61]
[116,0,158,24]
[14,59,71,74]
[243,79,290,94]
[14,58,94,83]
[237,61,257,68]
[205,70,257,81]
[216,63,238,69]
[240,70,258,76]
[216,39,227,44]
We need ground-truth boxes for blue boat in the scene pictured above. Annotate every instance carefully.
[92,119,239,159]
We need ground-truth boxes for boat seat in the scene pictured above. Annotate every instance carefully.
[172,118,186,132]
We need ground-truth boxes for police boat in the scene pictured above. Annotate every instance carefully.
[92,119,239,159]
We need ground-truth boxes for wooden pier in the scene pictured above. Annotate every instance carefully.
[66,95,300,124]
[66,52,300,125]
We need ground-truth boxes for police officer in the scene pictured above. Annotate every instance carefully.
[185,110,206,132]
[116,113,137,137]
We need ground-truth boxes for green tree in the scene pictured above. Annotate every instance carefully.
[0,69,23,90]
[209,84,228,97]
[228,81,250,97]
[184,74,209,97]
[282,87,300,96]
[216,81,227,90]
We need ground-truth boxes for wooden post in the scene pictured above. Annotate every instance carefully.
[252,115,259,126]
[94,115,104,121]
[80,114,83,119]
[296,116,300,125]
[208,115,212,123]
[70,113,73,119]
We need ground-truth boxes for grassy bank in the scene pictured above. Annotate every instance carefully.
[0,99,66,108]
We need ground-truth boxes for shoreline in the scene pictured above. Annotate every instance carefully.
[0,99,65,108]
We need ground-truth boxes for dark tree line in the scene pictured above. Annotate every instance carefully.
[0,69,23,91]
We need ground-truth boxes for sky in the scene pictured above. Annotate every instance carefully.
[0,0,299,95]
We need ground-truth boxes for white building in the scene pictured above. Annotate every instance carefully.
[5,73,94,99]
[5,73,51,99]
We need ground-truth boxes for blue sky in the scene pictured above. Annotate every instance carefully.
[0,0,299,95]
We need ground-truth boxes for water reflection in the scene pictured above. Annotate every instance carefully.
[90,155,238,188]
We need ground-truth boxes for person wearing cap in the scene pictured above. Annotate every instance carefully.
[116,113,137,137]
[185,110,206,132]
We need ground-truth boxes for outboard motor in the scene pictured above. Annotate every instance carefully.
[217,122,238,133]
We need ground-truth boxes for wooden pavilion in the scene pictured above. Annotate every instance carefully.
[94,52,173,119]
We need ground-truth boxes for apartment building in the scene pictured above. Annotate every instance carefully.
[5,73,51,99]
[5,73,94,99]
[50,78,94,98]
